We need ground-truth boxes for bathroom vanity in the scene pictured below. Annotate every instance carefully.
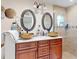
[5,33,62,59]
[5,9,62,59]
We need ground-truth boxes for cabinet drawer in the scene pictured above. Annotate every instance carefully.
[50,38,62,45]
[38,46,49,57]
[16,48,37,59]
[38,41,49,47]
[16,48,37,54]
[38,56,49,59]
[16,42,37,50]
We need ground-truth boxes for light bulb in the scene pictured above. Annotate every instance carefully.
[33,5,36,8]
[39,6,42,9]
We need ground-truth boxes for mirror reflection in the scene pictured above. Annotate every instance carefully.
[44,14,51,29]
[21,9,36,33]
[23,12,33,29]
[42,12,53,32]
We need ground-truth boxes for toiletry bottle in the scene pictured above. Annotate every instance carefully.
[11,22,17,30]
[37,25,41,36]
[44,30,48,36]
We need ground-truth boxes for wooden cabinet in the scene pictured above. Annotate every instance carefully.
[16,38,62,59]
[50,39,62,59]
[16,48,37,59]
[16,42,37,59]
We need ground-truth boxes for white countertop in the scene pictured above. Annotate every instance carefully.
[7,30,62,43]
[15,36,62,43]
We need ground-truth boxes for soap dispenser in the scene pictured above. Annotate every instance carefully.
[11,22,17,30]
[36,25,41,36]
[36,25,43,36]
[44,30,48,36]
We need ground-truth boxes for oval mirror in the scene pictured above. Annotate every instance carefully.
[20,9,36,33]
[42,12,53,32]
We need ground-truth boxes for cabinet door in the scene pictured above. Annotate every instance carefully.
[38,46,49,57]
[16,48,37,59]
[50,44,62,59]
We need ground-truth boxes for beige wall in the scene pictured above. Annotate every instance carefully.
[67,4,77,26]
[1,0,53,33]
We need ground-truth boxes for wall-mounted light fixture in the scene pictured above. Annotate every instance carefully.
[33,0,47,14]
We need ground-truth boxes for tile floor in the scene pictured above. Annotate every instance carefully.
[62,52,76,59]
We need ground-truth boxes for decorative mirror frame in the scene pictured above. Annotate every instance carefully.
[42,12,53,32]
[20,9,36,33]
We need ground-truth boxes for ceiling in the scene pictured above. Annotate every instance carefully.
[22,0,77,8]
[46,0,77,7]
